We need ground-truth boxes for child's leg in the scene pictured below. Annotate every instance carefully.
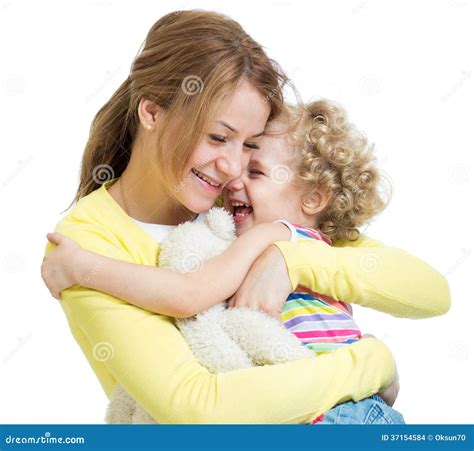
[313,394,405,425]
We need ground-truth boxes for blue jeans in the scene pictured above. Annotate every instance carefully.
[317,394,405,424]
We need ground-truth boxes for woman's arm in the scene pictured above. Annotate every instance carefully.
[66,287,396,424]
[44,223,291,318]
[231,234,450,319]
[44,225,396,424]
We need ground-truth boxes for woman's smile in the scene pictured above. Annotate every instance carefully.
[191,167,223,194]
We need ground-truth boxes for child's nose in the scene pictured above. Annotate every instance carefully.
[226,177,245,192]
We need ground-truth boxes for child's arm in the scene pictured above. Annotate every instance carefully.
[44,222,291,318]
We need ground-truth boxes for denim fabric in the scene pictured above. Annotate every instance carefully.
[317,394,405,424]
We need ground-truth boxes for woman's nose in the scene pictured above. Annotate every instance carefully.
[216,145,244,180]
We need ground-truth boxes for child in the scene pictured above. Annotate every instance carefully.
[43,99,403,424]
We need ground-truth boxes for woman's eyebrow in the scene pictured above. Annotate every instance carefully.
[217,121,264,138]
[217,121,237,132]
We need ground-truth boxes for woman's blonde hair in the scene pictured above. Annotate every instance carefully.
[289,99,392,242]
[69,10,288,209]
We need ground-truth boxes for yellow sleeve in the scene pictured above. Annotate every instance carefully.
[45,224,396,424]
[273,234,451,319]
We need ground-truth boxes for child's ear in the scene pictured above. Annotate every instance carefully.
[301,187,330,215]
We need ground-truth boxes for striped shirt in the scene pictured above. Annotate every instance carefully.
[278,223,362,355]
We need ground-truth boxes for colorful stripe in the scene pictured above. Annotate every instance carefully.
[279,224,361,357]
[293,329,361,339]
[292,223,332,245]
[310,413,325,424]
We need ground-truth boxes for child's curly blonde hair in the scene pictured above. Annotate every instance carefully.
[286,99,392,242]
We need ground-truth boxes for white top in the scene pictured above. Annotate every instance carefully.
[131,213,206,243]
[273,220,298,243]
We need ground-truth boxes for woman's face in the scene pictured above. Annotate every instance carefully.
[178,80,270,213]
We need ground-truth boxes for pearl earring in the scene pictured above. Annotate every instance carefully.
[147,124,152,130]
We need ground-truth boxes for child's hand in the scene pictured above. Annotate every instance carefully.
[378,364,400,406]
[228,245,292,318]
[41,232,82,300]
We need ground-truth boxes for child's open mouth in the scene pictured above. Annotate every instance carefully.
[230,201,253,224]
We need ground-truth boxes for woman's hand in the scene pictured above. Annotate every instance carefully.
[41,232,82,300]
[361,333,400,406]
[378,364,400,406]
[227,244,292,319]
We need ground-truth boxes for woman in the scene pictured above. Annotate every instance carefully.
[41,10,450,423]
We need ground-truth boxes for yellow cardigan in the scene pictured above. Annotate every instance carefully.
[44,179,450,423]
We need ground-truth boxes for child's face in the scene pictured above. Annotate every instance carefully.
[223,132,308,236]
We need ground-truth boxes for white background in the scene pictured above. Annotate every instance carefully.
[1,0,473,424]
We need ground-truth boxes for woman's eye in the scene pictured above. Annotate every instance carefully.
[244,142,260,150]
[249,169,264,176]
[209,134,227,143]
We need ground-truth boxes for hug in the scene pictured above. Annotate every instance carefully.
[41,9,450,424]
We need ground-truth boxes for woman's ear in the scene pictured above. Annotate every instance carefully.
[301,187,331,215]
[138,98,165,130]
